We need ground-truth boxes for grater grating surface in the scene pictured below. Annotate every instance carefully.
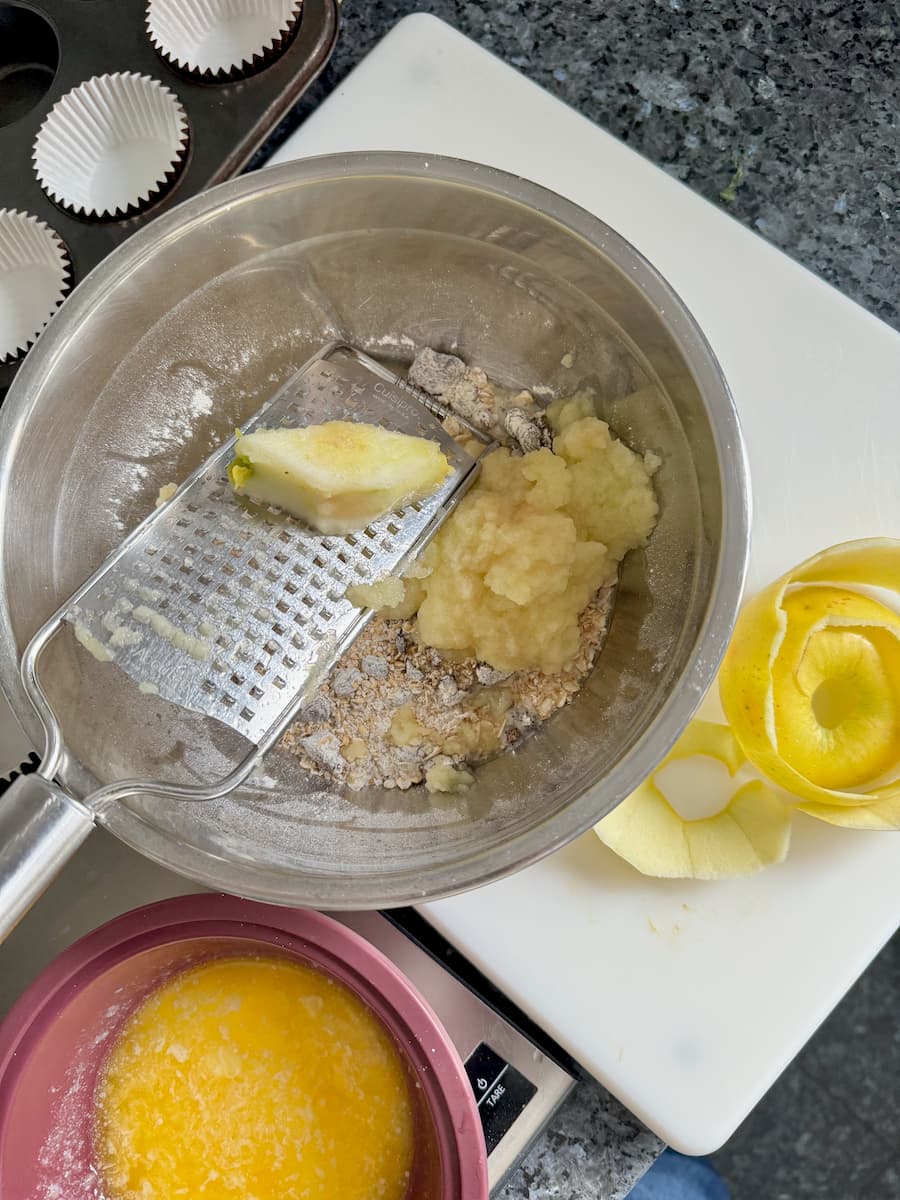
[64,344,480,748]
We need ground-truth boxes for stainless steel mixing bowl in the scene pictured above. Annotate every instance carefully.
[0,153,749,910]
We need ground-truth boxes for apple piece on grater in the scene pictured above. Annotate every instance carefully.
[228,421,452,535]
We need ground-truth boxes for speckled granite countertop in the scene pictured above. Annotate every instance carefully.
[254,3,900,1195]
[264,0,900,332]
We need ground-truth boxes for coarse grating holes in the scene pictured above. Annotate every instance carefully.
[222,694,236,708]
[273,622,286,636]
[202,679,216,694]
[361,546,374,560]
[253,662,266,677]
[284,581,298,595]
[273,675,287,690]
[230,672,245,687]
[221,564,235,577]
[275,600,290,614]
[238,574,252,589]
[283,655,297,669]
[240,707,254,723]
[250,685,263,700]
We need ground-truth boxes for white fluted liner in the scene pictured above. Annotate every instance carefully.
[146,0,302,76]
[33,73,188,218]
[0,209,71,361]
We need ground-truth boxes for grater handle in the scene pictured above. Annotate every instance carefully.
[0,773,94,943]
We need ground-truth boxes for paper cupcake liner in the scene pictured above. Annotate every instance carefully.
[33,73,189,220]
[146,0,303,81]
[0,209,72,362]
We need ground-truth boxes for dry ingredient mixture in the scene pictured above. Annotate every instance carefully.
[282,348,660,793]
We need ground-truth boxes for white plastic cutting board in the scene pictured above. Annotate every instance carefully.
[271,15,900,1154]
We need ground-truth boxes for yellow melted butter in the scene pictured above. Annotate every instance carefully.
[94,957,415,1200]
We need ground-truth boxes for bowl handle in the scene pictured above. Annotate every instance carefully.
[0,774,94,943]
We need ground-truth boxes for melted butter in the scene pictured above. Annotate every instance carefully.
[94,957,415,1200]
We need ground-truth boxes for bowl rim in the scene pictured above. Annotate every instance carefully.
[0,893,489,1199]
[0,151,750,907]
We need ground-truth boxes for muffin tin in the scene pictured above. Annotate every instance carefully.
[0,0,339,391]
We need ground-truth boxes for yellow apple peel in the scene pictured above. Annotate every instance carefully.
[719,538,900,830]
[594,721,790,879]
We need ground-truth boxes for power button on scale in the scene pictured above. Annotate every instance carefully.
[465,1043,538,1154]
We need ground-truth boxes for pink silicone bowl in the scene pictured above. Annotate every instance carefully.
[0,894,489,1200]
